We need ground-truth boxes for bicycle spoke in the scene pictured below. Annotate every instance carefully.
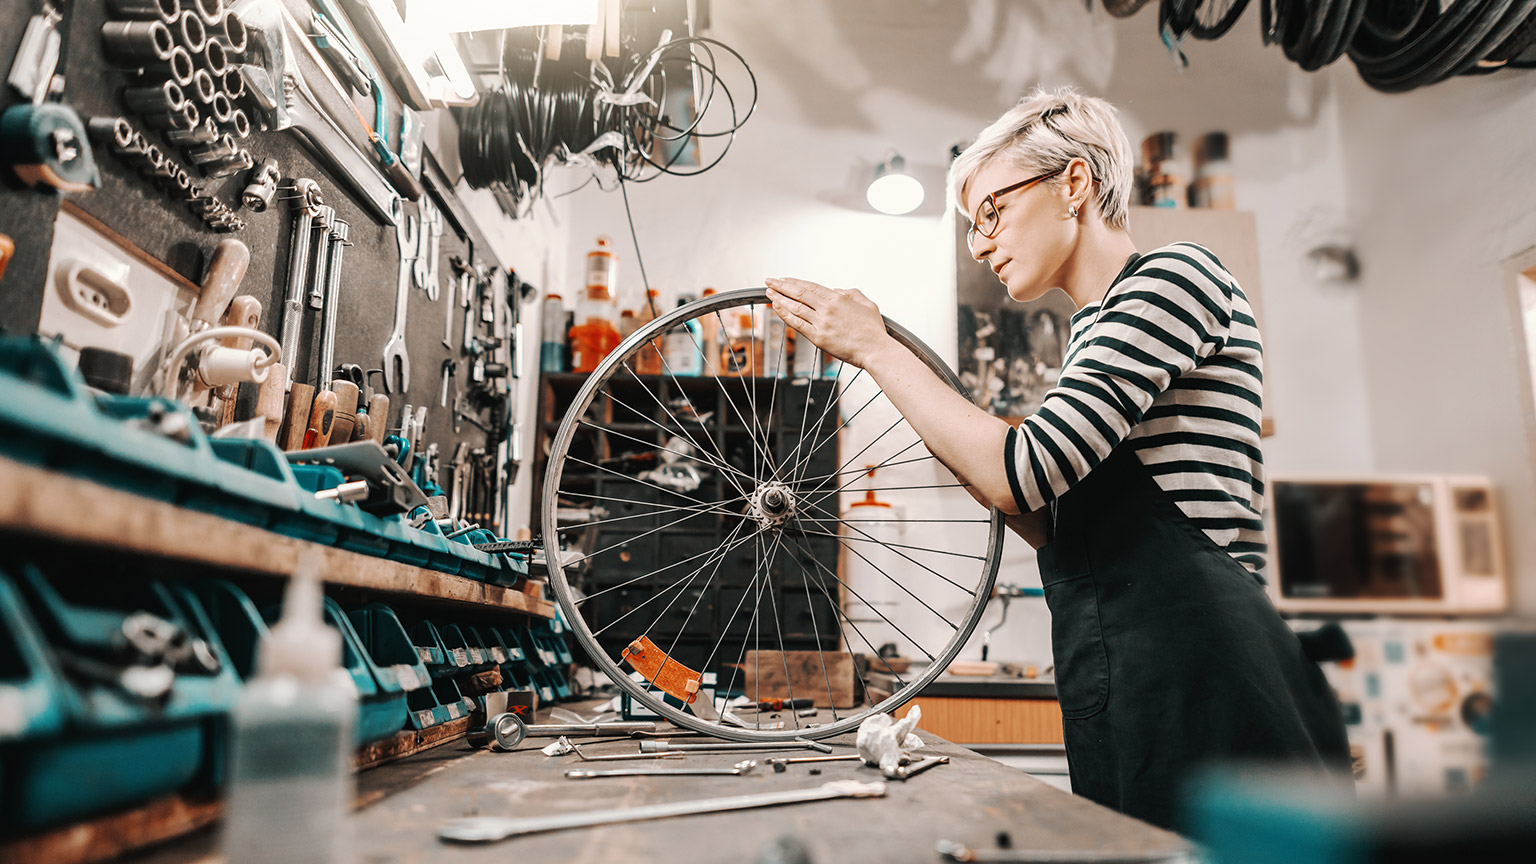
[633,341,752,499]
[556,495,734,533]
[644,520,750,696]
[795,452,938,486]
[794,527,987,562]
[593,526,754,638]
[796,523,960,630]
[578,532,750,605]
[565,500,742,569]
[758,533,799,730]
[769,531,840,721]
[779,361,854,485]
[565,455,712,507]
[787,380,884,487]
[797,496,978,596]
[711,309,780,481]
[781,531,914,686]
[596,380,754,497]
[780,528,939,662]
[579,415,755,491]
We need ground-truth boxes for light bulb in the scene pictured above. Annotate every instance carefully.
[866,164,924,215]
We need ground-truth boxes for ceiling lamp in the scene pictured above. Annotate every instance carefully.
[866,153,924,216]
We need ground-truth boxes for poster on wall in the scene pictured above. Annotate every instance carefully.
[954,220,1074,420]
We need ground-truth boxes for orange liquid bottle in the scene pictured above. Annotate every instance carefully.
[570,237,621,373]
[634,289,664,375]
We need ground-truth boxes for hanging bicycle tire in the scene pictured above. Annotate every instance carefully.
[541,289,1005,741]
[1104,0,1158,18]
[1191,0,1254,40]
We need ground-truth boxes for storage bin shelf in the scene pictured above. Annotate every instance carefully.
[0,455,554,620]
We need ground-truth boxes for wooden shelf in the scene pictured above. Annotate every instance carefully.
[0,456,554,619]
[0,719,475,864]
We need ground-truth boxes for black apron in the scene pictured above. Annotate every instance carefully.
[1036,445,1352,830]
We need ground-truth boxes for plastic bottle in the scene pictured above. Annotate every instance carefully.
[763,309,790,378]
[1140,132,1186,208]
[633,289,664,375]
[664,294,703,376]
[1190,131,1234,210]
[569,237,621,373]
[698,287,720,376]
[222,561,357,864]
[540,292,567,373]
[721,307,760,377]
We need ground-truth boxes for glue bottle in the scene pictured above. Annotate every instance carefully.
[540,292,567,373]
[223,558,357,864]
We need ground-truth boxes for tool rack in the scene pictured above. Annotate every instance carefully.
[0,0,555,858]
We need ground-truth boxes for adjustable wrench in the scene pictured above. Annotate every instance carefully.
[382,197,418,394]
[277,179,323,374]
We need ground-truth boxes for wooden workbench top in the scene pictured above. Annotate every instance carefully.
[129,706,1188,864]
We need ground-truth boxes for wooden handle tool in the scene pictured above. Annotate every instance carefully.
[282,382,315,451]
[303,389,338,449]
[256,361,288,443]
[191,239,251,331]
[365,393,389,444]
[328,380,360,444]
[215,295,263,427]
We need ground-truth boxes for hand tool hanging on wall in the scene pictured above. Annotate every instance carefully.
[276,178,323,373]
[381,197,418,394]
[3,2,101,194]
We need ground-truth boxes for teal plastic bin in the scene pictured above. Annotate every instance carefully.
[2,563,240,831]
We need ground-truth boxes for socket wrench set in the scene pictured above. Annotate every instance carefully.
[96,0,263,231]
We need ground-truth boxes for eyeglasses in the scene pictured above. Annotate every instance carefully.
[966,167,1065,244]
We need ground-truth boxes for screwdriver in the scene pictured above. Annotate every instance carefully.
[742,698,815,712]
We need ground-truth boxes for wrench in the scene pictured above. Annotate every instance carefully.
[413,199,431,292]
[382,197,418,394]
[317,218,350,392]
[277,179,323,373]
[306,205,335,310]
[564,759,759,779]
[425,204,443,301]
[437,780,887,844]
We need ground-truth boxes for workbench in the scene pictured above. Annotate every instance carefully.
[131,706,1190,864]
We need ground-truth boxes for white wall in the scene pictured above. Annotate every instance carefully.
[538,2,1385,664]
[1334,71,1536,613]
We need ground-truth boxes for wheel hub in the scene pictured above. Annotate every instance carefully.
[748,481,796,529]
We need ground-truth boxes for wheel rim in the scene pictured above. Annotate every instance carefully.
[542,288,1004,740]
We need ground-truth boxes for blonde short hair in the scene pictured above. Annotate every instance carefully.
[949,86,1134,231]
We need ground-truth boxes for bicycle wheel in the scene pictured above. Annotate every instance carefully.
[541,288,1005,740]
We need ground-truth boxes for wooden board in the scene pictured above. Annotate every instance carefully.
[905,696,1065,745]
[0,455,553,618]
[738,650,856,708]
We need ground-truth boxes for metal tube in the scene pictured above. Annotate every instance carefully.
[199,38,228,75]
[278,181,322,373]
[140,44,195,86]
[638,739,835,754]
[120,80,184,113]
[105,0,180,22]
[318,219,348,391]
[190,67,215,103]
[215,11,246,54]
[194,0,223,26]
[228,108,250,139]
[100,21,174,62]
[210,91,233,123]
[173,10,205,53]
[219,66,245,101]
[166,117,219,144]
[306,206,335,310]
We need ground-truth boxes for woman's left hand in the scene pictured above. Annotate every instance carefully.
[765,277,897,370]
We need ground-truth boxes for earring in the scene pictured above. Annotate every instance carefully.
[1068,205,1079,219]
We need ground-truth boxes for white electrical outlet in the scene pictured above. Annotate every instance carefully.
[39,209,197,394]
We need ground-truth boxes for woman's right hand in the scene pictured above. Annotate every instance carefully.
[764,277,899,370]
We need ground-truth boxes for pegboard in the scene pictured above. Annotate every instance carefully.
[0,0,526,531]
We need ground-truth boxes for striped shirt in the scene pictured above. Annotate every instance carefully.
[1004,243,1268,577]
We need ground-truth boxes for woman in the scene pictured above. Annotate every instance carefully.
[766,87,1350,830]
